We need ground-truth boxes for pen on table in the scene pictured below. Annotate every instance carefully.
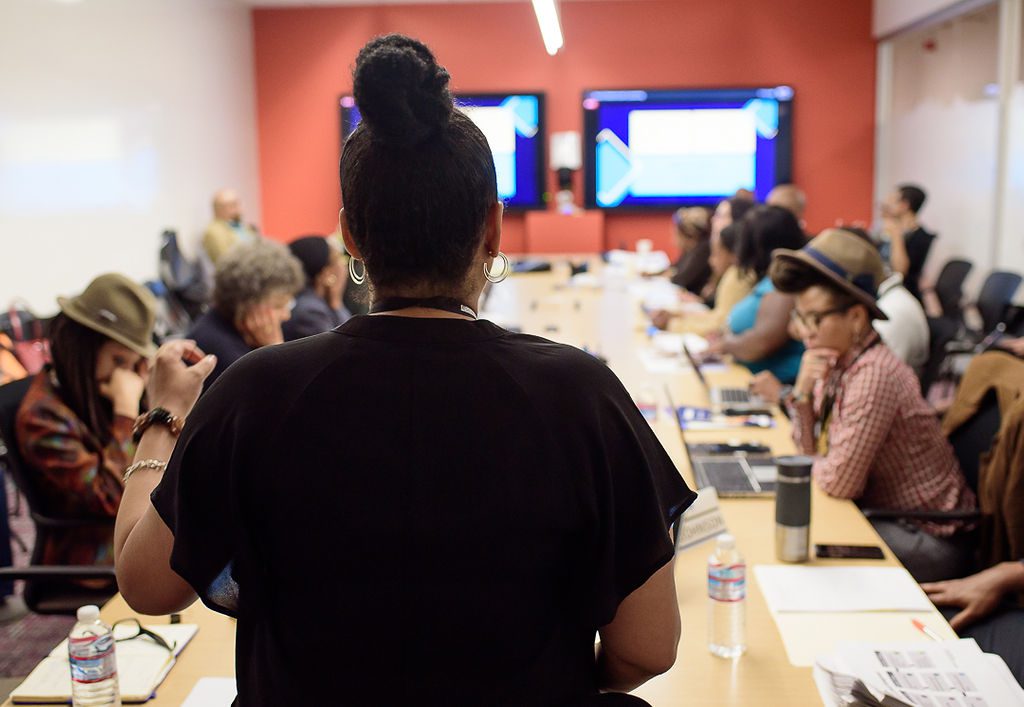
[911,619,942,641]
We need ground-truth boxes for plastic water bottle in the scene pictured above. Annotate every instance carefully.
[636,386,658,423]
[69,605,121,706]
[707,533,746,658]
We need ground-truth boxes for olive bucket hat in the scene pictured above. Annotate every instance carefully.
[772,228,888,320]
[57,274,158,357]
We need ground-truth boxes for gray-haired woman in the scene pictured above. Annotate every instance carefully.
[186,240,304,388]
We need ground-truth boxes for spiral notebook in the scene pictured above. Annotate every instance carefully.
[11,623,198,704]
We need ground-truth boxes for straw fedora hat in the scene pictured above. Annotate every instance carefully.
[57,274,158,357]
[772,228,888,320]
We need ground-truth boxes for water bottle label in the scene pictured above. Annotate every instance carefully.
[69,634,117,684]
[708,562,746,602]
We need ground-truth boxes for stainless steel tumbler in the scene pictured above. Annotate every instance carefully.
[775,455,813,562]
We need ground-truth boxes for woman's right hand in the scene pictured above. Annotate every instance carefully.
[794,348,839,397]
[650,310,673,330]
[240,305,285,348]
[100,368,147,419]
[146,340,217,419]
[749,371,783,405]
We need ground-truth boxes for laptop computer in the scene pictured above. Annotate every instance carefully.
[681,343,770,414]
[665,385,777,497]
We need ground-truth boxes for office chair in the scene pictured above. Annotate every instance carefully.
[919,316,960,396]
[974,271,1022,335]
[0,377,117,615]
[932,259,972,322]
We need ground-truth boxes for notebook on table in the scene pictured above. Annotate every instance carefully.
[11,623,199,704]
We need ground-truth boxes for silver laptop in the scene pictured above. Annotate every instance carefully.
[681,343,769,414]
[664,385,777,497]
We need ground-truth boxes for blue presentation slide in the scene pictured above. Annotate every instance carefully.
[584,87,792,209]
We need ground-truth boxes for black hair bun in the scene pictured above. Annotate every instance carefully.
[353,34,453,148]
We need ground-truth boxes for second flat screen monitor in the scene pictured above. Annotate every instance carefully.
[340,93,547,210]
[582,87,794,209]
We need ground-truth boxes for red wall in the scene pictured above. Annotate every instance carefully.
[253,0,876,254]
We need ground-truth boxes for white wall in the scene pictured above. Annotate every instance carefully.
[874,0,989,38]
[0,0,261,313]
[997,5,1024,275]
[878,5,1002,291]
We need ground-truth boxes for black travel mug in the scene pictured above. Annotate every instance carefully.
[775,455,813,562]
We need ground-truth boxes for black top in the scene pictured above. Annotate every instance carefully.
[896,227,936,301]
[670,239,712,294]
[282,288,350,342]
[187,310,253,390]
[151,315,694,707]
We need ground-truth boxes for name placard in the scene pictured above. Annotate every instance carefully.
[675,487,728,552]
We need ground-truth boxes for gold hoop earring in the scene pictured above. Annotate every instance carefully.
[348,258,366,285]
[484,252,511,284]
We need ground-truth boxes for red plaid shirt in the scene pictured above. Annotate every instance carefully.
[787,335,976,537]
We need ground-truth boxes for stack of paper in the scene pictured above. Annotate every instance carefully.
[814,639,1024,706]
[754,566,934,613]
[11,623,198,704]
[753,566,953,668]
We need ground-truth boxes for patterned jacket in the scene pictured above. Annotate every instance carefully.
[15,369,133,566]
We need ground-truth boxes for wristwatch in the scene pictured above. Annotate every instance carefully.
[132,407,184,444]
[783,386,811,406]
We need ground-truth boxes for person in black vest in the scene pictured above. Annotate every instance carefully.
[113,34,695,707]
[879,184,935,301]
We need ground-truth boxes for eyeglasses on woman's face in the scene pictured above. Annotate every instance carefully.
[790,304,853,333]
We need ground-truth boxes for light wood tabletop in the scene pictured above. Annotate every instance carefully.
[6,262,954,706]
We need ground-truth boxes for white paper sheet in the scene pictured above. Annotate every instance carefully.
[754,566,934,613]
[181,677,237,707]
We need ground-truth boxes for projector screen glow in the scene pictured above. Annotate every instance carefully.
[340,93,547,210]
[582,87,794,209]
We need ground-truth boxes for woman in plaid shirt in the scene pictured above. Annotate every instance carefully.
[760,229,976,583]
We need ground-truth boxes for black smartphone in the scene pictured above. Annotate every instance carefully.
[815,544,885,560]
[688,442,771,455]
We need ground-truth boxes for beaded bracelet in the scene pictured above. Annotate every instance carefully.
[123,459,167,483]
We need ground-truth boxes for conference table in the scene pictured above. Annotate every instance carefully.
[7,258,957,706]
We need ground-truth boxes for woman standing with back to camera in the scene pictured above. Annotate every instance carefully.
[113,35,695,706]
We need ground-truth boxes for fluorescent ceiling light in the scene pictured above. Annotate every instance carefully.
[531,0,563,56]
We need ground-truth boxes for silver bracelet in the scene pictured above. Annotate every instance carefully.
[123,458,167,483]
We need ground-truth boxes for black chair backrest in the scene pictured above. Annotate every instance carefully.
[948,390,1001,496]
[934,259,973,321]
[920,316,960,395]
[1006,305,1024,337]
[976,271,1022,334]
[0,376,44,524]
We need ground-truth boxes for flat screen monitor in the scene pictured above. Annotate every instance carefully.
[340,92,547,210]
[582,87,794,210]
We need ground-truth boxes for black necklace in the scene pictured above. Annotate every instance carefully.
[370,296,477,320]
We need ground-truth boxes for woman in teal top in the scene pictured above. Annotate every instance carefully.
[711,205,806,383]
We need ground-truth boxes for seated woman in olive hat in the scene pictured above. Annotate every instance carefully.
[758,229,976,583]
[16,273,158,571]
